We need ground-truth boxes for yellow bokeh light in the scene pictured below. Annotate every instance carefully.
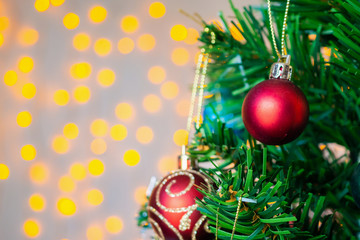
[34,0,50,12]
[63,13,80,30]
[21,145,36,161]
[73,85,91,103]
[161,81,179,99]
[73,33,91,51]
[149,2,166,18]
[63,123,79,139]
[230,24,245,41]
[54,89,70,106]
[171,48,189,66]
[87,189,104,206]
[90,138,107,155]
[194,116,204,125]
[23,219,41,238]
[4,70,18,86]
[117,37,135,54]
[94,38,112,56]
[121,15,139,33]
[170,24,187,41]
[110,124,127,141]
[89,6,107,23]
[0,17,9,31]
[208,19,223,29]
[137,34,156,52]
[18,28,39,46]
[22,83,37,99]
[184,28,199,45]
[70,163,86,181]
[173,129,188,146]
[105,216,123,234]
[18,56,34,73]
[52,135,70,154]
[123,149,140,166]
[176,99,190,117]
[0,33,3,47]
[143,94,161,113]
[204,93,214,99]
[17,111,32,128]
[70,62,92,80]
[58,176,76,193]
[115,103,134,121]
[87,225,103,240]
[0,163,10,180]
[322,46,331,57]
[136,126,154,144]
[308,34,316,41]
[88,159,105,176]
[57,197,76,216]
[158,156,177,175]
[50,0,65,7]
[134,186,147,205]
[90,119,108,137]
[29,194,46,212]
[148,66,166,84]
[97,69,115,87]
[319,143,326,151]
[29,163,48,184]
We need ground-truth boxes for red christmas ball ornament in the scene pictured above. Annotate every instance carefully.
[242,56,309,145]
[148,169,213,240]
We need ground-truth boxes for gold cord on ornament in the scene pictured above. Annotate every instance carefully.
[196,54,209,129]
[195,31,215,129]
[181,48,205,170]
[180,28,215,170]
[231,195,243,240]
[186,49,205,137]
[185,28,215,144]
[267,0,291,58]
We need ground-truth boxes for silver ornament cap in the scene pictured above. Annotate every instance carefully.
[178,145,190,170]
[269,55,293,80]
[178,145,199,170]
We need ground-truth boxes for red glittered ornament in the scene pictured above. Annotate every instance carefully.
[148,169,213,240]
[242,56,309,145]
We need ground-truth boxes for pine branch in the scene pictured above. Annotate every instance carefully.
[137,0,360,238]
[193,0,360,237]
[196,144,332,239]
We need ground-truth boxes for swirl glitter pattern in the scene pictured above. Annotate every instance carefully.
[149,218,165,239]
[148,170,212,239]
[149,206,184,240]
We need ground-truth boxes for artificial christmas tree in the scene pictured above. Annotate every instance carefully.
[138,0,360,239]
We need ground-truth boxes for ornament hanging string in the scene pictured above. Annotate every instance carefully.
[242,0,309,146]
[195,53,209,130]
[185,50,206,136]
[179,28,215,170]
[267,0,291,58]
[185,29,215,145]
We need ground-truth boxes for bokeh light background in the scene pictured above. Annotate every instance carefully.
[0,0,254,239]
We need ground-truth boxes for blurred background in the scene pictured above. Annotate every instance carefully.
[0,0,256,239]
